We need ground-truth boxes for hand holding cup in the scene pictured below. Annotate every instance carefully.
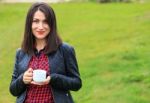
[31,69,50,85]
[23,68,33,84]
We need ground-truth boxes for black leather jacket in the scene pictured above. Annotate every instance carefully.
[9,43,82,103]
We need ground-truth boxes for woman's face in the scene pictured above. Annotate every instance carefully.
[32,10,50,41]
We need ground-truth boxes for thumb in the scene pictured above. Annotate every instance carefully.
[47,76,50,80]
[44,76,50,82]
[43,76,51,84]
[28,68,33,73]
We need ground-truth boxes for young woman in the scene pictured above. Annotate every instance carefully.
[9,2,82,103]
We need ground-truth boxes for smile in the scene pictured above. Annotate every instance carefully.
[37,31,45,35]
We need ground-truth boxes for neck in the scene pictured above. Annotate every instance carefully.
[35,39,46,52]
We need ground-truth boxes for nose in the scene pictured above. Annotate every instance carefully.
[38,22,44,29]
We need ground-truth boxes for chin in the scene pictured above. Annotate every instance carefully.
[35,36,46,40]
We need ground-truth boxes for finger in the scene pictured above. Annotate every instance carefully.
[24,79,32,84]
[24,70,33,76]
[28,68,33,73]
[26,72,33,76]
[42,76,50,84]
[46,76,50,81]
[25,79,32,83]
[24,76,33,80]
[31,77,50,85]
[31,81,43,85]
[24,73,33,77]
[42,76,50,83]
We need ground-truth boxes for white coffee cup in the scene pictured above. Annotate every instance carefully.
[33,69,46,82]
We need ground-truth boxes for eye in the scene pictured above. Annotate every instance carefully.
[33,19,39,23]
[43,20,48,24]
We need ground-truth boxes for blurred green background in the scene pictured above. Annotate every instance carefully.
[0,0,150,103]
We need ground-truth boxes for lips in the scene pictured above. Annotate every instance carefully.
[37,31,45,35]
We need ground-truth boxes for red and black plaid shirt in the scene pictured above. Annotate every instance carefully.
[24,49,54,103]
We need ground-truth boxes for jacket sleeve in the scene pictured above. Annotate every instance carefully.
[50,44,82,91]
[9,49,27,96]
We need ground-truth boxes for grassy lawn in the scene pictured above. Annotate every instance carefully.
[0,2,150,103]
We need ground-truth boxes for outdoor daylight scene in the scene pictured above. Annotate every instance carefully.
[0,0,150,103]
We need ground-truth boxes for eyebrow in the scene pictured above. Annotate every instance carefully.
[33,18,39,20]
[33,18,46,20]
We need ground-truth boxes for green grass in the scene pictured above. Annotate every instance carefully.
[0,2,150,103]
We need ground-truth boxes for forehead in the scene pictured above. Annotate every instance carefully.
[33,10,46,19]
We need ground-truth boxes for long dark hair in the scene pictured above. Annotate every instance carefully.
[21,2,62,55]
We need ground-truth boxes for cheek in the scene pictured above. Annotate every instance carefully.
[46,26,50,32]
[32,24,37,33]
[32,23,36,30]
[47,28,50,33]
[31,25,36,35]
[44,26,50,34]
